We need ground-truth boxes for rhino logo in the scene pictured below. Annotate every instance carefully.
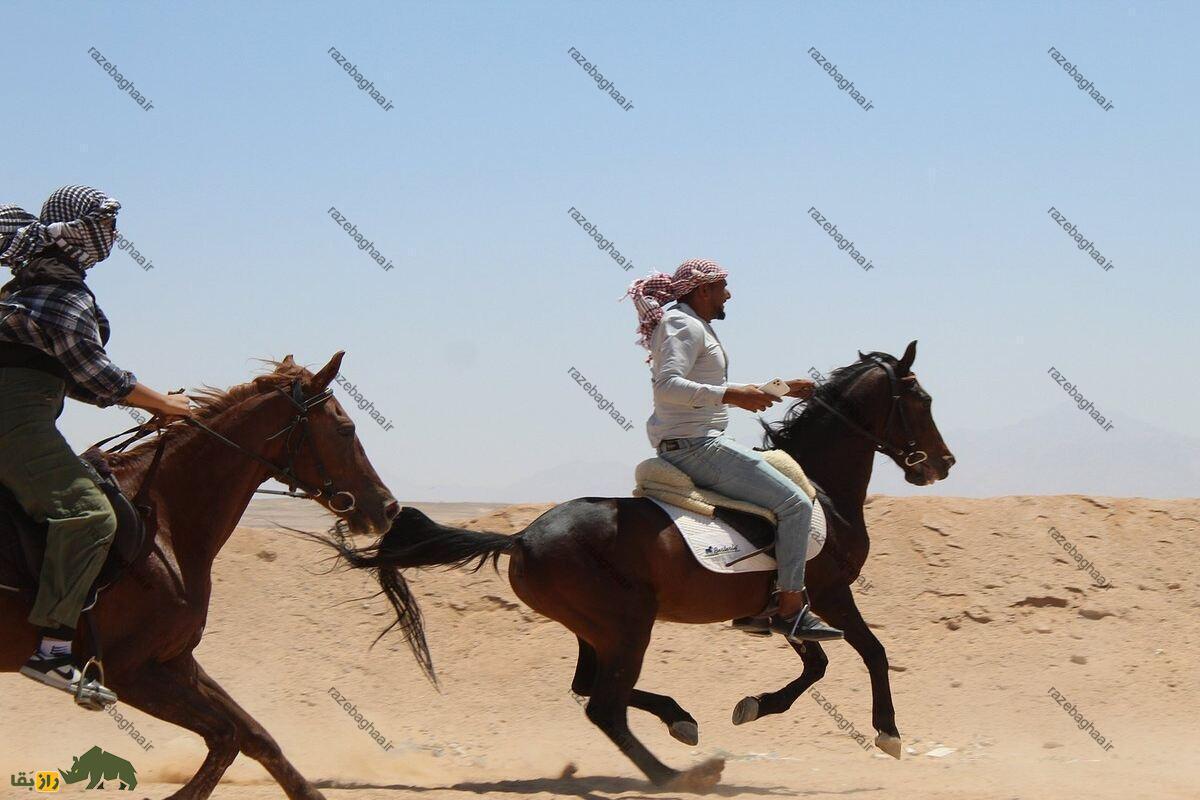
[58,746,137,791]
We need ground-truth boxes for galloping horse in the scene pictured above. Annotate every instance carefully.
[0,352,421,800]
[332,341,954,791]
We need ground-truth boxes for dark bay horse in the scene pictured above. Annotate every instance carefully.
[333,341,954,791]
[0,352,421,800]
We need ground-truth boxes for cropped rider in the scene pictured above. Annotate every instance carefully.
[0,186,193,705]
[627,259,843,643]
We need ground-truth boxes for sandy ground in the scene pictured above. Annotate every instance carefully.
[3,495,1197,799]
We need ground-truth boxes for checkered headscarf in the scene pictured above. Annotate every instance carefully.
[0,185,121,271]
[625,258,729,349]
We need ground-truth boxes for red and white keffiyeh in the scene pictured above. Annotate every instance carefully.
[625,258,728,349]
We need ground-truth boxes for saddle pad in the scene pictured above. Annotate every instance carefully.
[634,449,816,524]
[650,497,827,574]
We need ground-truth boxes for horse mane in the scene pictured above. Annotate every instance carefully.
[105,358,312,470]
[762,351,903,451]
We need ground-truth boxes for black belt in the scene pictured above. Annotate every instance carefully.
[0,341,71,383]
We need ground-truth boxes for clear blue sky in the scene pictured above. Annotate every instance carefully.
[5,1,1196,500]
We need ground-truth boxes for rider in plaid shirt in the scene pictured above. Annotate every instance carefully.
[0,282,137,406]
[0,186,192,709]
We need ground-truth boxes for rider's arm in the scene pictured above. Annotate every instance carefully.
[651,314,727,408]
[45,317,137,409]
[120,383,192,417]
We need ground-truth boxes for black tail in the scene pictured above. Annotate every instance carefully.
[346,506,518,572]
[316,507,518,684]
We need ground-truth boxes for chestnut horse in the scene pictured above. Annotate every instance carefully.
[332,341,954,791]
[0,352,422,800]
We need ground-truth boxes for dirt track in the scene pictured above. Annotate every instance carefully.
[3,495,1196,799]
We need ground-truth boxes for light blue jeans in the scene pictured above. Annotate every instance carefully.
[657,435,813,591]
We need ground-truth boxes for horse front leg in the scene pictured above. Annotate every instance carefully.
[731,639,827,725]
[817,583,902,758]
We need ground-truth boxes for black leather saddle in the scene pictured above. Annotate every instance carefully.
[0,448,150,607]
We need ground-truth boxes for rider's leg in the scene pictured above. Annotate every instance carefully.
[0,368,118,701]
[659,435,841,642]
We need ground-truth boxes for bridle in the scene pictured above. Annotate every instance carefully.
[808,356,929,468]
[183,379,357,513]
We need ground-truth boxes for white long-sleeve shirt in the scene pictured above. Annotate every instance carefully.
[645,302,731,447]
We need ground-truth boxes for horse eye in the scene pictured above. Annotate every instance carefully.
[338,423,356,436]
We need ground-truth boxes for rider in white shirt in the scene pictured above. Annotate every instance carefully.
[627,259,842,643]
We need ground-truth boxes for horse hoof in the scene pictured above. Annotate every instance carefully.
[664,757,725,793]
[731,695,760,725]
[669,720,699,745]
[875,732,902,759]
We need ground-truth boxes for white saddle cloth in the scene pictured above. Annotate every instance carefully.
[649,496,827,574]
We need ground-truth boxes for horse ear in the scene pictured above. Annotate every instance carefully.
[311,351,345,390]
[857,350,866,360]
[898,340,918,371]
[279,354,296,369]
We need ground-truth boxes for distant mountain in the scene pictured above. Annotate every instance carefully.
[865,406,1199,498]
[461,407,1198,502]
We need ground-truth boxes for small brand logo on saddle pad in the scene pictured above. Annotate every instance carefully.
[650,498,827,575]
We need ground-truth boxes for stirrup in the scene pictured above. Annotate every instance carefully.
[74,657,118,711]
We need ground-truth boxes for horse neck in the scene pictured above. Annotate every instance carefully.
[117,395,287,579]
[777,413,875,525]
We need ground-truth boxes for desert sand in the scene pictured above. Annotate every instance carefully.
[3,494,1196,799]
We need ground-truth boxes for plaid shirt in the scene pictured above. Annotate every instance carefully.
[0,283,136,407]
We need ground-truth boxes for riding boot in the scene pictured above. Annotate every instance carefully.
[769,588,843,643]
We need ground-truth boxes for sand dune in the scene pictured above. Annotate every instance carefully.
[3,495,1196,799]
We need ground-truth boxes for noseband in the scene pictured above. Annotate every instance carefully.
[808,356,929,467]
[185,379,357,513]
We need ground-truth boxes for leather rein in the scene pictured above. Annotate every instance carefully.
[807,356,929,467]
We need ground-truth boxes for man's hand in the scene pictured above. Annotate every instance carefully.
[724,385,780,412]
[785,379,817,399]
[155,391,195,421]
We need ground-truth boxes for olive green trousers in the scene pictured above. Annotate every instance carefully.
[0,367,116,630]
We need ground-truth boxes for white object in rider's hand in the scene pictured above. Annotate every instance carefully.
[758,378,789,398]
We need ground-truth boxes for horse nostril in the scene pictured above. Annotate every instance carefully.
[384,500,400,520]
[944,454,956,466]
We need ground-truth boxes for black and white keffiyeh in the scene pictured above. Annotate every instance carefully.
[0,185,121,271]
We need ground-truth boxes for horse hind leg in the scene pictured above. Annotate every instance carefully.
[584,622,723,791]
[571,636,700,745]
[732,639,828,725]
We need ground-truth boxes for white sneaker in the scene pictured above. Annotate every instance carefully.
[19,653,118,710]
